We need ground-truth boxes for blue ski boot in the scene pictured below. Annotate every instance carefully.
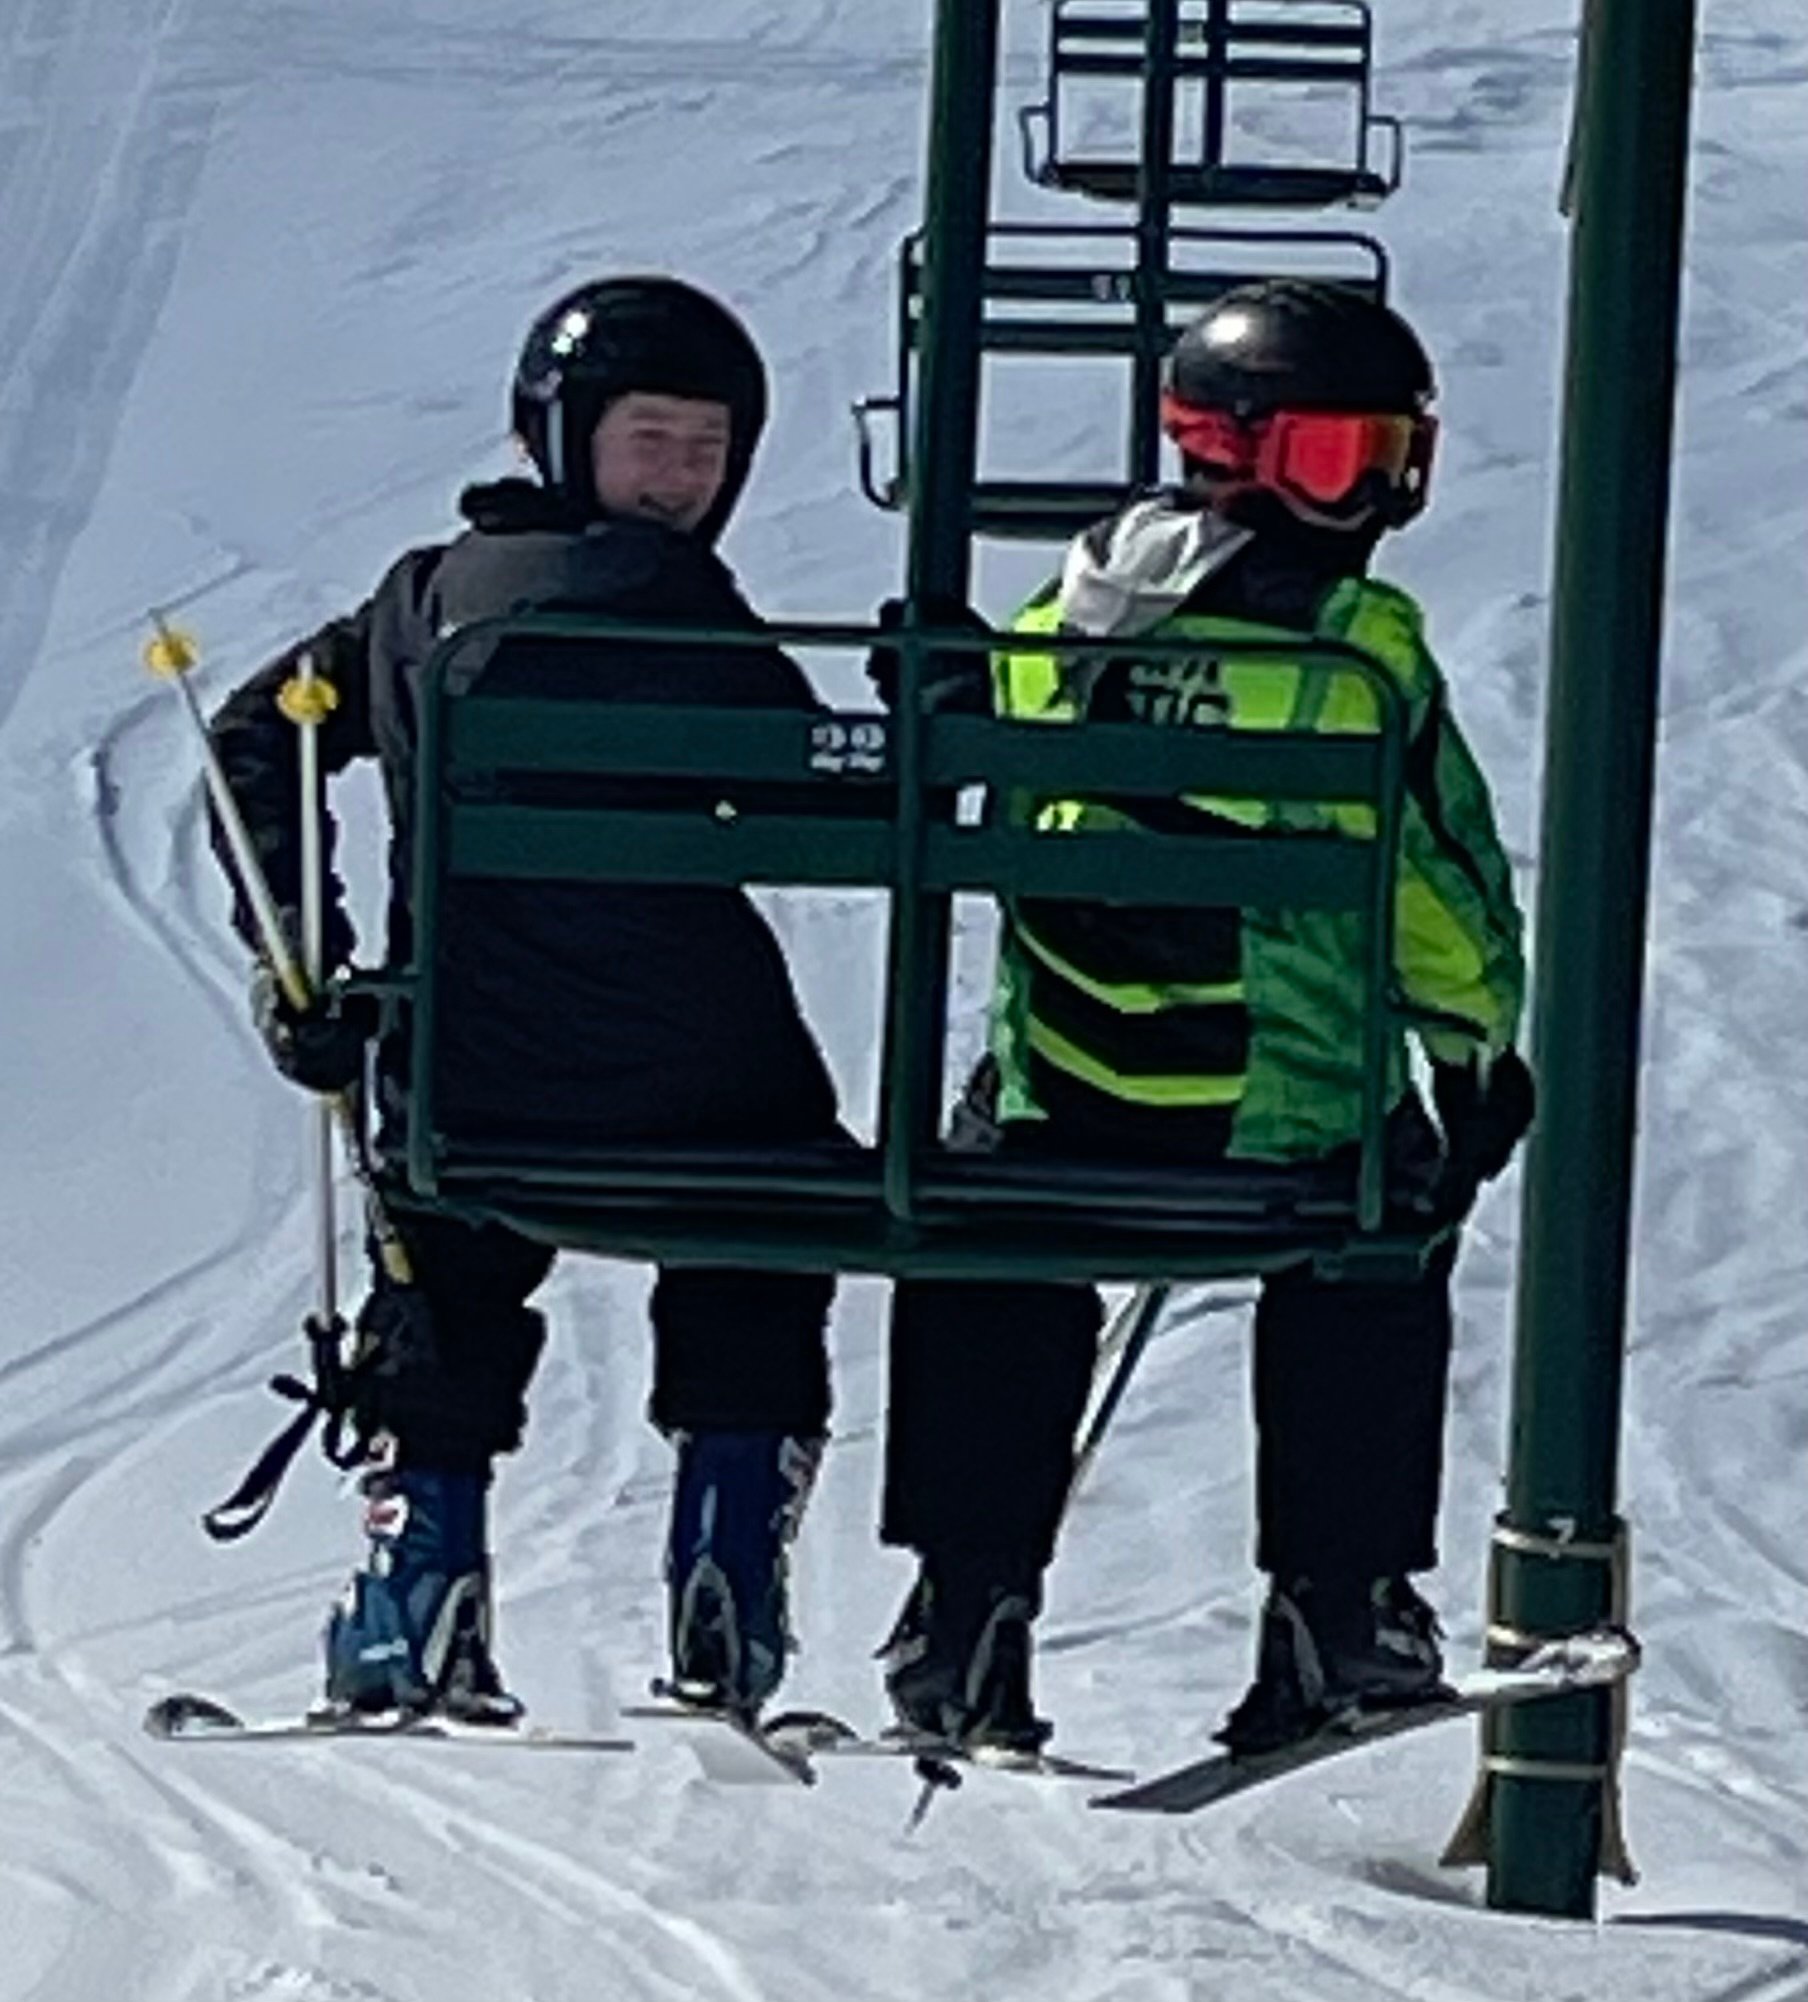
[321,1467,521,1723]
[665,1430,822,1716]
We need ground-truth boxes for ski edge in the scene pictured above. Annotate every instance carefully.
[143,1691,633,1752]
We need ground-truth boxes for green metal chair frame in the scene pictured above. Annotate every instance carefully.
[388,613,1440,1285]
[853,221,1387,541]
[1019,0,1404,209]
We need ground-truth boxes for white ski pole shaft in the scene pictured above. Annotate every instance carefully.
[272,648,416,1288]
[144,616,311,1012]
[288,648,339,1328]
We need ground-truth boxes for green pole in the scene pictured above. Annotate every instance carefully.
[905,0,996,607]
[879,0,1000,1215]
[1485,0,1697,1917]
[1128,0,1179,488]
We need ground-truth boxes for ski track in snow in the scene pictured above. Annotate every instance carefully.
[1,0,1806,1997]
[0,0,219,741]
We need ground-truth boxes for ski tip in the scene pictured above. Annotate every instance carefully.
[761,1708,862,1753]
[144,1692,243,1738]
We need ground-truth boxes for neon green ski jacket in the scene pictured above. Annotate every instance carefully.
[985,504,1525,1160]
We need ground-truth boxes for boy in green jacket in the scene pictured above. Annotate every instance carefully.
[879,280,1534,1757]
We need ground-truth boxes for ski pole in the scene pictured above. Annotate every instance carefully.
[1069,1283,1168,1501]
[144,615,421,1537]
[142,614,412,1285]
[279,647,343,1337]
[1067,1282,1259,1505]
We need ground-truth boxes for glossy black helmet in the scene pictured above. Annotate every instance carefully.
[1164,280,1437,529]
[511,275,768,540]
[1168,279,1434,418]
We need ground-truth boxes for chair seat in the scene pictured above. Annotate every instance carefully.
[1040,161,1393,209]
[397,1138,1439,1284]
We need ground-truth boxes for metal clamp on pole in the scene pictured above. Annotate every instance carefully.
[1440,1513,1637,1885]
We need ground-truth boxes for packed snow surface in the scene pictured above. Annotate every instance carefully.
[1,1,1804,1997]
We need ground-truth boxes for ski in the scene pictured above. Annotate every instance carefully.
[1091,1627,1638,1815]
[143,1691,634,1753]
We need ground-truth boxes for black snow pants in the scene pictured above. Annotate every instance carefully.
[355,1209,833,1477]
[881,1114,1457,1591]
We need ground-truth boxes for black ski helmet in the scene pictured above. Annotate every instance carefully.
[1169,279,1434,419]
[511,275,768,540]
[1165,279,1437,527]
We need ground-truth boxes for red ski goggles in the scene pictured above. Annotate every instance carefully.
[1160,393,1437,524]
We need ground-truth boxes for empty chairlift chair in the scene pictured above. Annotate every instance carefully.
[854,222,1390,542]
[1019,0,1404,210]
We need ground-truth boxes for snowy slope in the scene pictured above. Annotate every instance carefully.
[1,1,1805,1998]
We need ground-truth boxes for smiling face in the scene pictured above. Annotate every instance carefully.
[587,390,733,533]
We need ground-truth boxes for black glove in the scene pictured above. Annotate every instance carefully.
[866,595,993,713]
[252,963,380,1095]
[1431,1047,1536,1216]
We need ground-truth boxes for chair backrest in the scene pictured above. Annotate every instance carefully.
[855,221,1387,542]
[398,612,1430,1282]
[1024,0,1403,209]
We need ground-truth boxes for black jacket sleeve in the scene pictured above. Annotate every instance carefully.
[206,603,379,965]
[679,545,824,714]
[760,641,824,714]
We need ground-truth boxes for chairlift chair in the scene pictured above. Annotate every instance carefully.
[853,222,1388,542]
[383,612,1444,1289]
[1019,0,1404,210]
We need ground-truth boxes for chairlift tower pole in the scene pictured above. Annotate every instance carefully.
[906,0,999,610]
[1477,0,1698,1917]
[881,0,1002,1207]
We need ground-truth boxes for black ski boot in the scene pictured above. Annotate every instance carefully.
[879,1563,1052,1760]
[1217,1573,1447,1756]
